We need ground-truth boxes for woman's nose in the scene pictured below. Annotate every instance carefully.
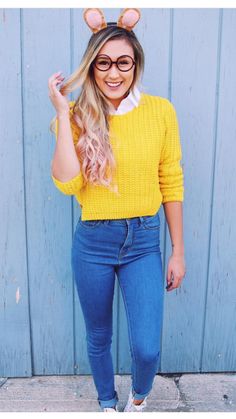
[108,64,120,77]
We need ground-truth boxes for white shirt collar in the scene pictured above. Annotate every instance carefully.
[108,85,141,115]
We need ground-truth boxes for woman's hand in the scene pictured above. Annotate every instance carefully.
[48,71,70,115]
[166,254,186,292]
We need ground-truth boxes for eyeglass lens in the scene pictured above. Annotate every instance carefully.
[94,55,134,71]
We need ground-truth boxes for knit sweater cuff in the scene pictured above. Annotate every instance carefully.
[162,190,184,203]
[51,171,84,195]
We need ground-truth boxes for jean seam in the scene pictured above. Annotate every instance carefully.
[142,225,160,230]
[118,223,134,260]
[98,389,118,408]
[116,275,137,395]
[142,213,160,230]
[79,221,101,229]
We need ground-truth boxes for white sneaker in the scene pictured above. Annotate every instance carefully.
[124,388,148,412]
[102,405,119,412]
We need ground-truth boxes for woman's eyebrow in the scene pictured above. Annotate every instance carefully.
[96,54,133,59]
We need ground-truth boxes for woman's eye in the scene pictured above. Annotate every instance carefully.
[98,60,109,65]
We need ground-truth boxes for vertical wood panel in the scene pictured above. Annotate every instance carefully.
[0,9,32,377]
[23,8,75,375]
[161,8,220,372]
[202,9,236,371]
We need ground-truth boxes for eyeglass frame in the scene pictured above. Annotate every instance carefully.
[92,54,136,72]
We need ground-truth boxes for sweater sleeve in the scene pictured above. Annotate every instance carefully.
[158,99,184,203]
[51,101,85,195]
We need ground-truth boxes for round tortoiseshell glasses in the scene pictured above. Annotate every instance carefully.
[93,54,136,72]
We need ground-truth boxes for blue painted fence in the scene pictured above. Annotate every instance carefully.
[0,8,235,377]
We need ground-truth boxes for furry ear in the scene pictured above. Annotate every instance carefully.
[117,8,141,31]
[83,8,107,33]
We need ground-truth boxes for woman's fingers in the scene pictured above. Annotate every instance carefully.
[166,273,174,291]
[48,72,64,97]
[48,74,58,96]
[49,79,62,99]
[48,77,62,96]
[166,277,176,291]
[166,271,180,291]
[48,72,61,87]
[48,72,69,114]
[166,275,183,292]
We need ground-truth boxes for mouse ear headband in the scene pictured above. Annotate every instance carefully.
[83,8,141,34]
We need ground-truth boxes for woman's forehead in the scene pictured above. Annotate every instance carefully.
[98,39,134,57]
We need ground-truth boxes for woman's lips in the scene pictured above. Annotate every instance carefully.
[105,81,123,90]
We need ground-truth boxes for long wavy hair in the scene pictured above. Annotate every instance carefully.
[50,23,145,193]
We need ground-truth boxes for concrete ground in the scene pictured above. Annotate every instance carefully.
[0,373,235,412]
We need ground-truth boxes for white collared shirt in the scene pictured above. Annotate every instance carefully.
[109,85,141,115]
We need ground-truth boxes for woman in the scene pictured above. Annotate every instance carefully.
[48,8,186,412]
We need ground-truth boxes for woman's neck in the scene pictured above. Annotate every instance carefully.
[108,90,130,111]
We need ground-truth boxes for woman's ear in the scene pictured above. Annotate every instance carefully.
[117,8,141,31]
[83,8,107,33]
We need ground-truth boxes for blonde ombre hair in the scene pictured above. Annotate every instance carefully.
[50,24,145,192]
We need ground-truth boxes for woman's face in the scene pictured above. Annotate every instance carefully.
[93,38,135,110]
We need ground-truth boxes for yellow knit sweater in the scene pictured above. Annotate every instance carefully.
[51,93,184,220]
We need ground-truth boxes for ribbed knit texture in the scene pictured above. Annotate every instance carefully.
[51,93,184,220]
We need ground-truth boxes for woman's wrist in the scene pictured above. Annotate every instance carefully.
[57,109,70,119]
[172,242,185,257]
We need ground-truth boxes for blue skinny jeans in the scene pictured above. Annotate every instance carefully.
[71,210,164,409]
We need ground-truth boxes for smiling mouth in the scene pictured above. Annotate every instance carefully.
[105,81,123,88]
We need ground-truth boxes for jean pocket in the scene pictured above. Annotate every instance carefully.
[142,212,160,230]
[79,219,101,228]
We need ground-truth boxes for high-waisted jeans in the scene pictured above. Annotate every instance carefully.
[71,210,164,409]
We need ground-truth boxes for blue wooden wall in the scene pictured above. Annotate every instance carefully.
[0,8,235,377]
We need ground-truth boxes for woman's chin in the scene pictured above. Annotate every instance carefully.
[104,87,128,100]
[104,92,124,101]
